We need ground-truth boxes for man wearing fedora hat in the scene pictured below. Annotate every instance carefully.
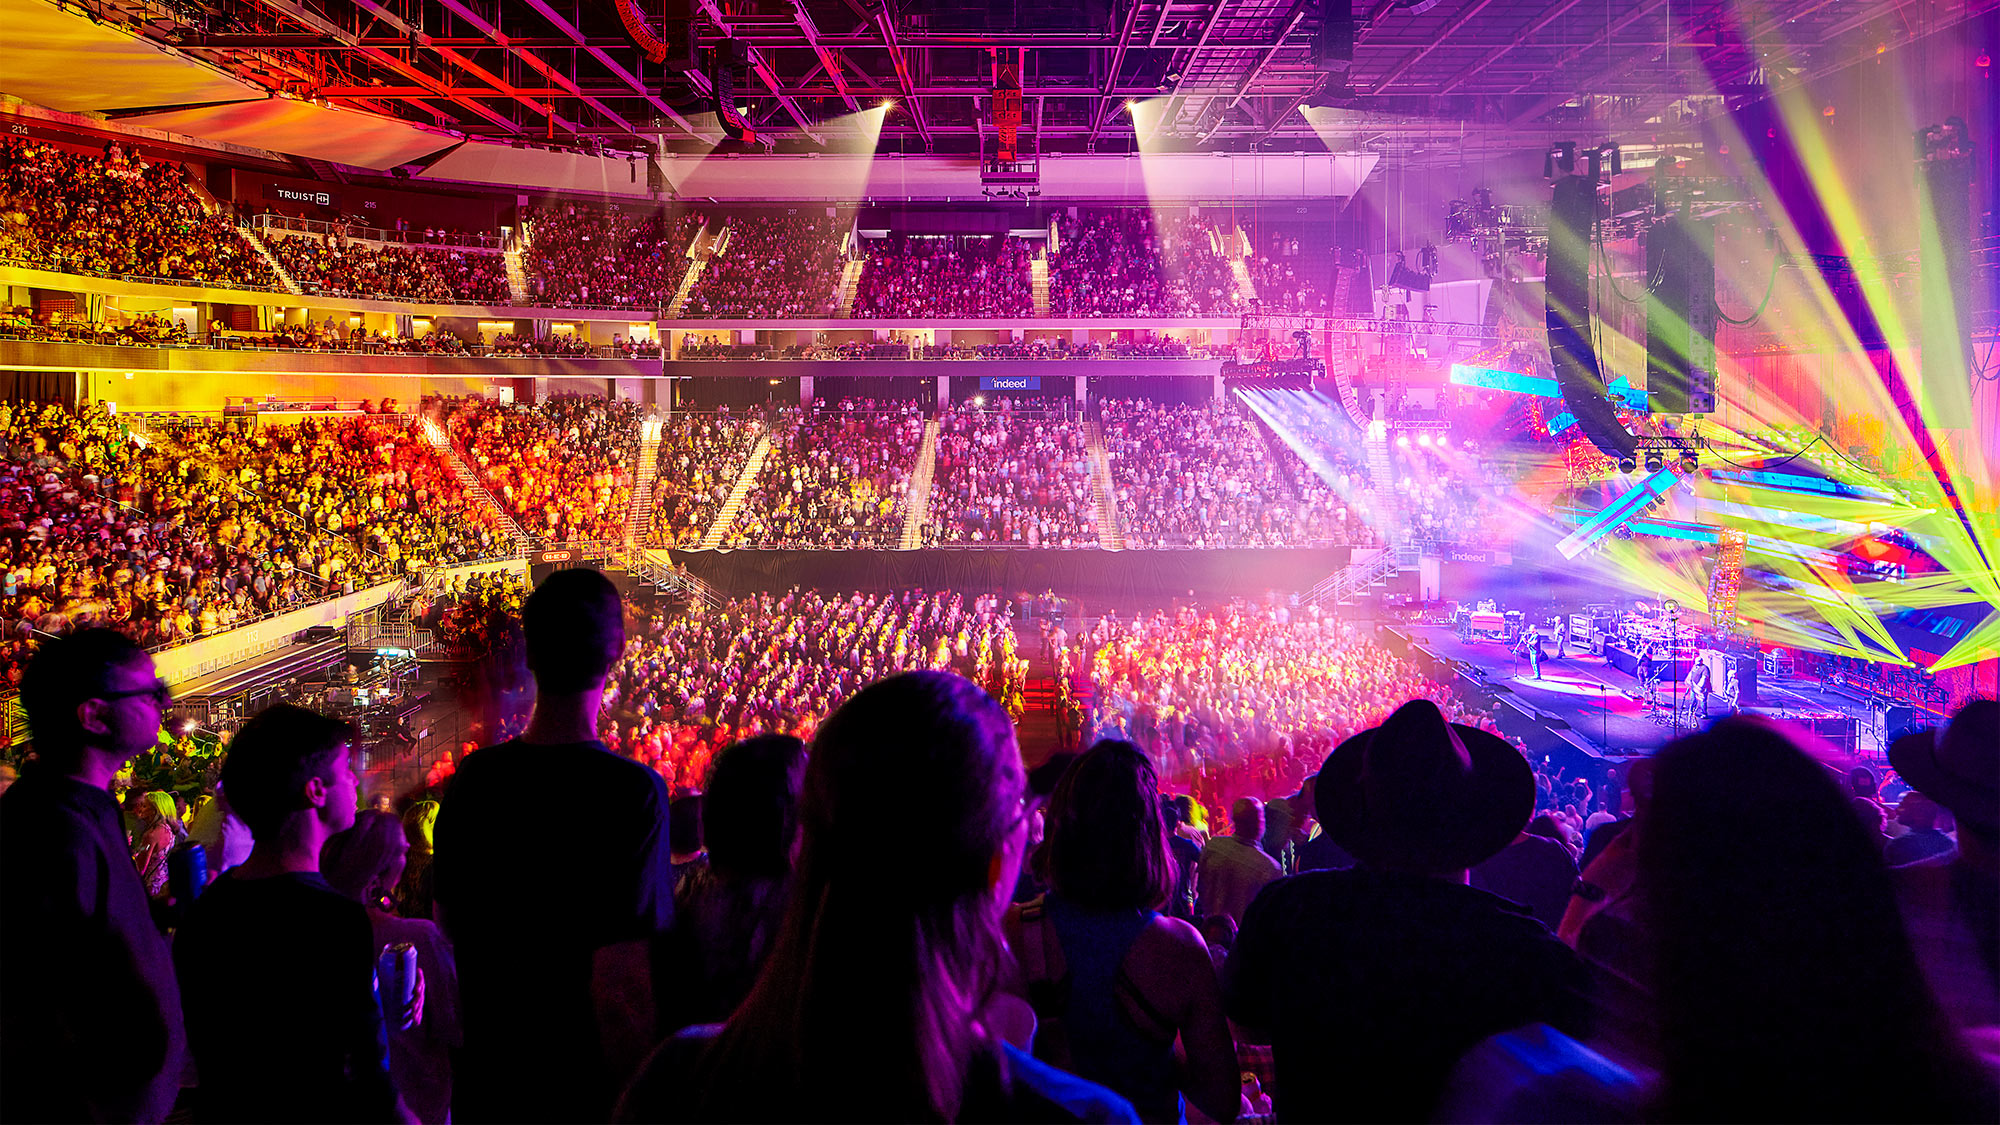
[1224,699,1590,1122]
[1889,698,1998,1030]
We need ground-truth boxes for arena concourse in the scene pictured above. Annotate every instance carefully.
[2,2,1998,1123]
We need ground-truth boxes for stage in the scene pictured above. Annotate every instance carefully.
[1392,624,1888,763]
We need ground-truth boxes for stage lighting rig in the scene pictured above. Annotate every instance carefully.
[1544,142,1577,180]
[1634,434,1706,474]
[1915,117,1975,164]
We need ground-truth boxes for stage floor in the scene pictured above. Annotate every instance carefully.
[1400,625,1886,760]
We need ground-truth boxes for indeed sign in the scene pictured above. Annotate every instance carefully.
[978,376,1041,391]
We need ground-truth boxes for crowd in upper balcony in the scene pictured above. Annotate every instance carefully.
[720,401,922,548]
[1241,231,1338,315]
[0,153,1376,325]
[266,233,509,304]
[434,395,640,543]
[680,212,847,319]
[523,203,702,308]
[851,235,1035,318]
[0,137,274,288]
[930,400,1097,548]
[1048,209,1240,318]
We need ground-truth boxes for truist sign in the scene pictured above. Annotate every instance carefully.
[263,184,335,208]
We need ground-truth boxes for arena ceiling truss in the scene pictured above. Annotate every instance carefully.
[12,0,1986,169]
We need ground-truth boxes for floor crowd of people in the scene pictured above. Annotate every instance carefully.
[5,574,1994,1125]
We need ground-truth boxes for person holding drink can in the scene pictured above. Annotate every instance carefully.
[325,809,461,1125]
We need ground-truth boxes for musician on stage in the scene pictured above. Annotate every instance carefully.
[1523,627,1546,680]
[1638,640,1659,708]
[1685,657,1712,718]
[1554,615,1572,659]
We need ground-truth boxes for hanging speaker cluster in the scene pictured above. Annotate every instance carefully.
[1645,215,1718,414]
[1545,172,1637,460]
[1315,0,1353,72]
[711,39,755,144]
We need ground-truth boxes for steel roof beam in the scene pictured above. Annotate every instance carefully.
[345,0,582,134]
[872,3,931,147]
[1366,0,1501,94]
[516,0,711,139]
[1434,0,1592,95]
[697,0,826,141]
[790,0,859,112]
[431,0,640,134]
[246,0,524,133]
[1225,0,1311,110]
[1506,0,1671,125]
[1086,1,1147,149]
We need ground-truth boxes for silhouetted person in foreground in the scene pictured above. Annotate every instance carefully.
[1890,699,1999,1030]
[1225,699,1588,1121]
[434,568,673,1122]
[174,704,410,1123]
[619,671,1135,1122]
[1,629,185,1123]
[657,733,806,1035]
[1008,739,1240,1122]
[1638,716,1996,1121]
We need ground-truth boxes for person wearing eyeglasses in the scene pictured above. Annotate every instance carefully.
[1,628,186,1123]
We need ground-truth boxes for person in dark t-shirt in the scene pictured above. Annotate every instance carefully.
[434,568,673,1122]
[1226,700,1591,1122]
[2,630,185,1124]
[174,704,407,1123]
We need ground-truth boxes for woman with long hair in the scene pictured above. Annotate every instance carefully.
[130,789,186,899]
[619,670,1134,1122]
[323,809,461,1125]
[395,799,439,920]
[1008,740,1239,1123]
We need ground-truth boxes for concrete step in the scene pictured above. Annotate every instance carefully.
[898,417,941,549]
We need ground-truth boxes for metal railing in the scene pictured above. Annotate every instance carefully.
[0,326,660,360]
[254,213,505,250]
[0,253,290,294]
[672,343,1231,361]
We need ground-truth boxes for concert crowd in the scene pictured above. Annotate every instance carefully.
[718,403,923,548]
[4,572,1992,1125]
[930,401,1099,548]
[435,395,641,543]
[0,137,275,288]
